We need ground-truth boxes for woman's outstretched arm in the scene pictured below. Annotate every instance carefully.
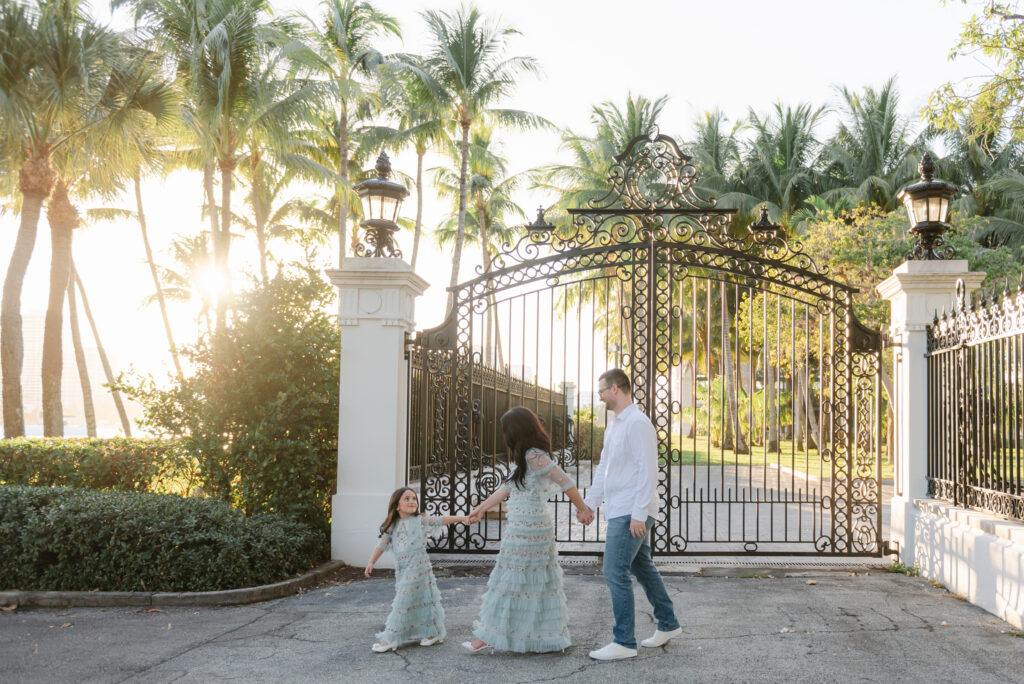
[469,488,510,523]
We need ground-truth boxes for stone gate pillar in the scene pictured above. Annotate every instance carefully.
[877,260,983,564]
[327,259,428,568]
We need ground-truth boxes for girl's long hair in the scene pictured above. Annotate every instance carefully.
[501,407,552,489]
[379,487,416,536]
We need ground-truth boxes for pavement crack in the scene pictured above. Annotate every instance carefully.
[110,610,270,683]
[517,662,591,683]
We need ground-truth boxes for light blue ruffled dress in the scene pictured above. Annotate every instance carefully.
[472,448,575,652]
[375,515,446,646]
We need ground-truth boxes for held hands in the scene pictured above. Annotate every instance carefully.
[576,505,595,526]
[467,508,483,525]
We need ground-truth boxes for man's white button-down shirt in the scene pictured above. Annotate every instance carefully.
[583,403,658,521]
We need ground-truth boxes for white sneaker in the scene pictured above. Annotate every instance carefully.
[641,627,683,648]
[588,642,638,660]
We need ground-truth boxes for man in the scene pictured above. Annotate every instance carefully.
[578,368,681,661]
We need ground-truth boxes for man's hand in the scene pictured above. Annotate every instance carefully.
[577,505,595,525]
[629,518,647,538]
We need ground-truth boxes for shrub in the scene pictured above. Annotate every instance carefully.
[0,438,196,494]
[117,266,340,534]
[0,485,327,592]
[573,408,605,460]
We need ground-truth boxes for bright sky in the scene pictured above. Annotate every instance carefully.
[0,0,987,432]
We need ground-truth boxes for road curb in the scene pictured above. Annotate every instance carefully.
[0,560,347,609]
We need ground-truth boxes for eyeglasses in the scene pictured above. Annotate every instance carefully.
[597,385,612,394]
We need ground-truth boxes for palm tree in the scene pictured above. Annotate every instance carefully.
[433,126,527,366]
[374,62,449,268]
[123,0,318,335]
[538,93,669,224]
[939,124,1024,250]
[38,44,175,436]
[72,264,132,436]
[234,163,322,281]
[0,0,114,436]
[293,0,400,266]
[421,4,546,299]
[822,78,922,212]
[733,102,826,225]
[65,265,95,436]
[687,109,743,197]
[148,233,217,335]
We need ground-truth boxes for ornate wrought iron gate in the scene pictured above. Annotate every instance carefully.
[408,133,885,556]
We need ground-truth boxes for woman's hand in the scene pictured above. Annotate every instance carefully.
[468,508,483,524]
[364,563,374,578]
[576,505,595,525]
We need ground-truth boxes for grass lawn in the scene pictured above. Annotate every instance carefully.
[662,435,894,481]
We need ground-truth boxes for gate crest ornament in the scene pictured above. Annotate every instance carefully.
[598,131,709,211]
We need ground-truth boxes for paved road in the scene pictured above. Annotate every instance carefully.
[3,564,1022,683]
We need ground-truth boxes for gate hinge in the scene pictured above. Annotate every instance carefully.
[404,331,413,360]
[882,539,899,556]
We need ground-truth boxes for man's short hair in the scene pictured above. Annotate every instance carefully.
[599,368,632,394]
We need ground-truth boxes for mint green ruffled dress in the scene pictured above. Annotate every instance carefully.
[375,515,446,646]
[472,449,575,652]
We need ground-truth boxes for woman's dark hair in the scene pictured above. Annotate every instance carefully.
[379,487,416,536]
[501,407,552,489]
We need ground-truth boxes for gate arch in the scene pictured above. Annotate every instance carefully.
[408,133,884,556]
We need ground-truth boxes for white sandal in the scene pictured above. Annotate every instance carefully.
[371,642,397,653]
[419,636,444,646]
[461,640,490,654]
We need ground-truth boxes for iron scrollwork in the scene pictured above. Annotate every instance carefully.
[406,131,886,556]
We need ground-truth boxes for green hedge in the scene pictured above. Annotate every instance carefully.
[0,486,327,592]
[574,408,605,460]
[0,438,195,493]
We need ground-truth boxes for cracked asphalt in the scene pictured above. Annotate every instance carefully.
[3,567,1024,683]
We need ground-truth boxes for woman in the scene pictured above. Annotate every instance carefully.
[463,407,590,653]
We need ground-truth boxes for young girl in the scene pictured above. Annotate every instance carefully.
[365,487,468,653]
[463,406,590,654]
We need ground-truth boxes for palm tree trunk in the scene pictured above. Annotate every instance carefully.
[880,366,895,463]
[252,160,268,284]
[481,230,492,368]
[721,283,748,454]
[42,181,77,437]
[204,163,219,237]
[338,103,349,267]
[803,366,820,450]
[66,272,95,437]
[135,169,183,380]
[447,119,472,309]
[411,147,425,268]
[73,265,131,437]
[686,360,696,439]
[767,353,780,453]
[216,158,235,335]
[2,155,54,436]
[794,366,804,451]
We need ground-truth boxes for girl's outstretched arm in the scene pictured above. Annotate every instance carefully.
[365,547,384,578]
[440,515,470,525]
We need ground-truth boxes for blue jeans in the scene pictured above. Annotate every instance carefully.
[603,515,680,649]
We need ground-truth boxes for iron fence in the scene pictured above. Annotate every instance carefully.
[926,278,1024,520]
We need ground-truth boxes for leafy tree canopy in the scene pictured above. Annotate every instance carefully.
[118,263,340,532]
[928,1,1024,144]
